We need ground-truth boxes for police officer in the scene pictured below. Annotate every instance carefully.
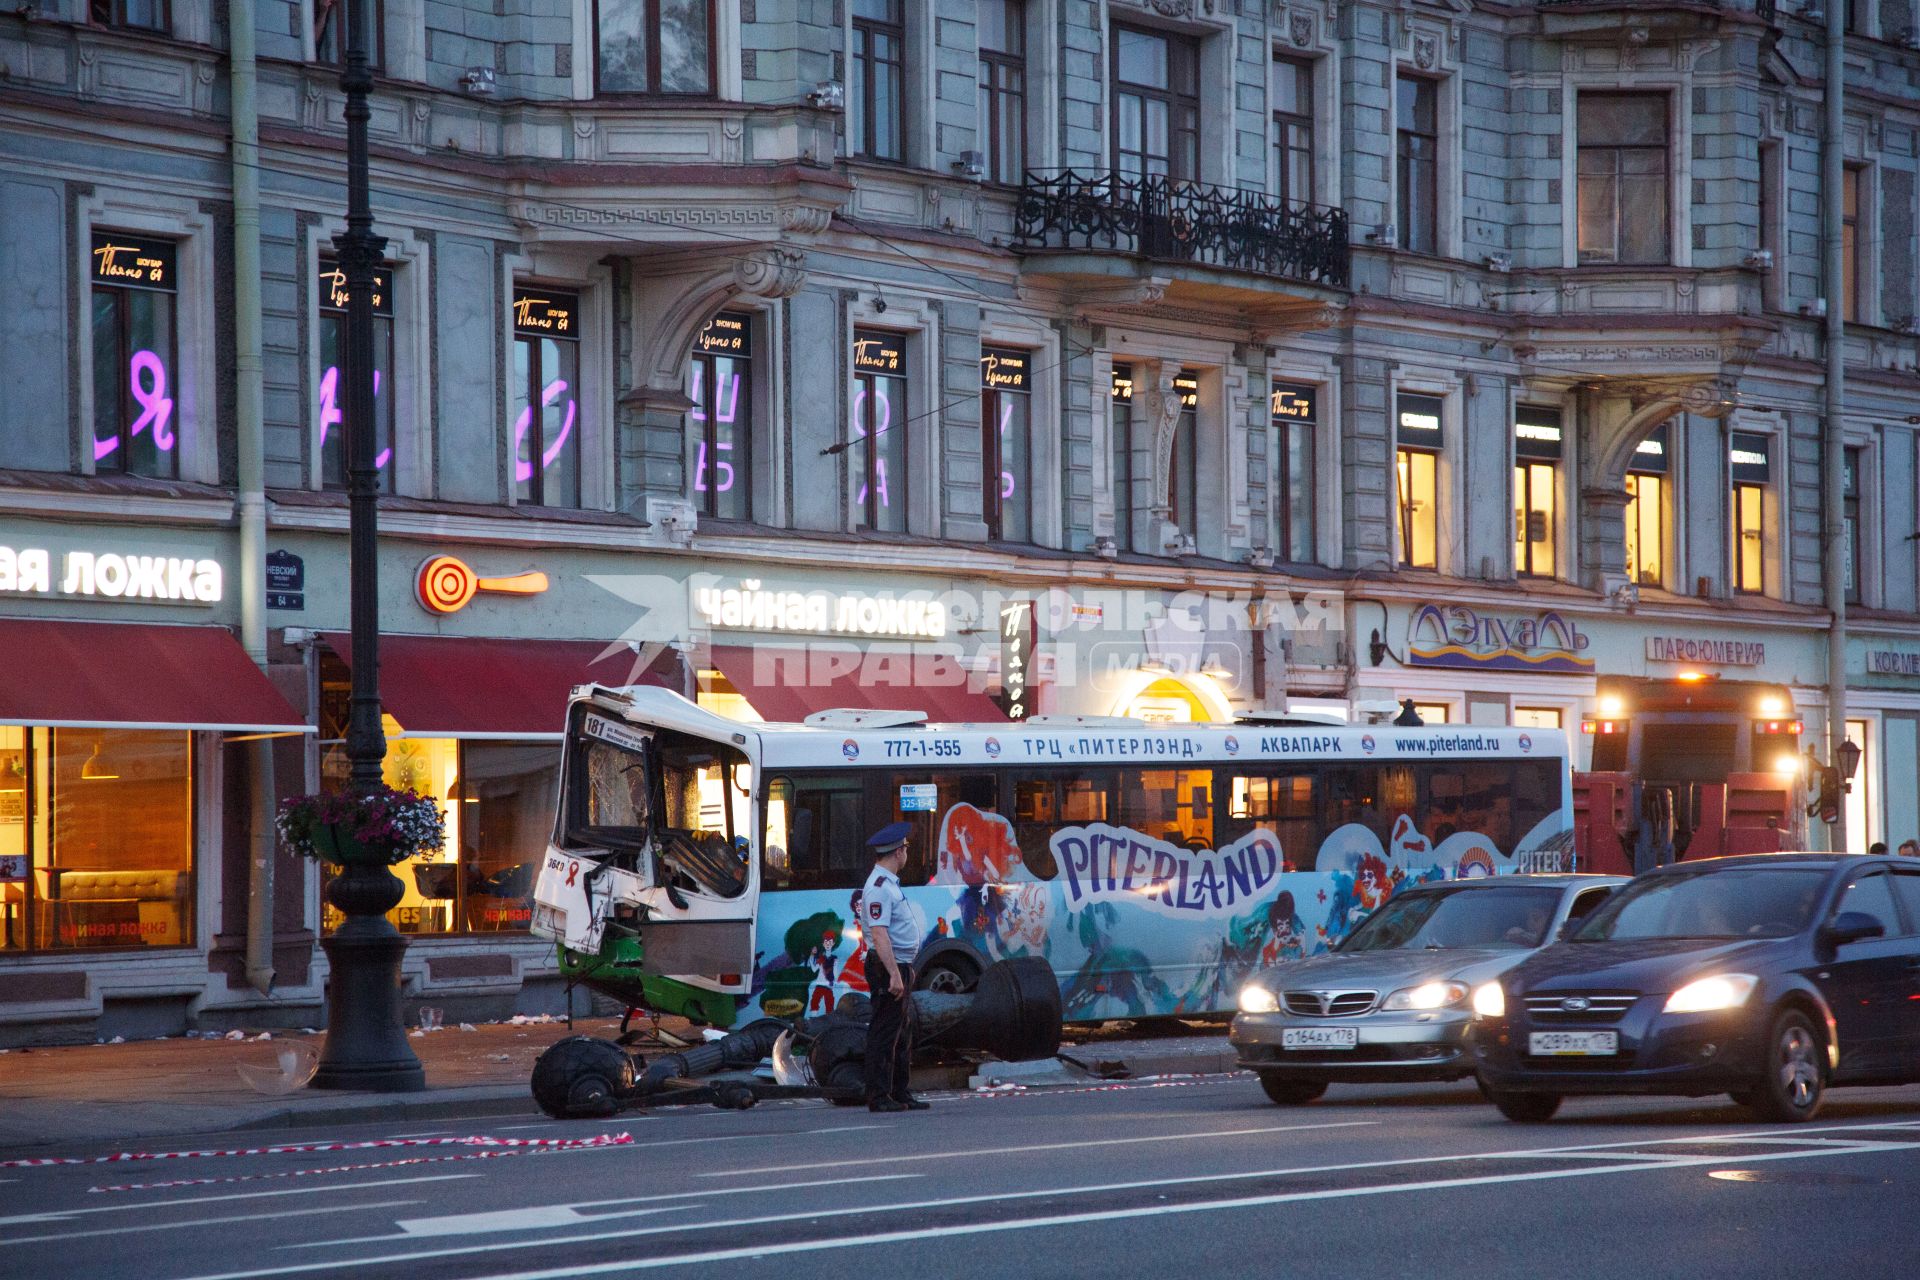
[860,821,929,1112]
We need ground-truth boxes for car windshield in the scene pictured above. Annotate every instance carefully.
[1571,868,1830,941]
[1338,887,1565,952]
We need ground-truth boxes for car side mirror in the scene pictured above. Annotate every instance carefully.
[1820,910,1886,948]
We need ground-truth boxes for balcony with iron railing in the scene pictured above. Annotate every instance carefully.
[1011,170,1351,293]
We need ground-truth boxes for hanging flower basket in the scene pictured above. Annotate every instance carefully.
[276,787,445,868]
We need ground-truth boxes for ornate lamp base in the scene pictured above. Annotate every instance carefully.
[310,861,425,1092]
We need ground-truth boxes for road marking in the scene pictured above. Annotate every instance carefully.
[168,1119,1920,1280]
[398,1206,690,1237]
[0,1200,423,1246]
[693,1121,1376,1178]
[0,1174,482,1225]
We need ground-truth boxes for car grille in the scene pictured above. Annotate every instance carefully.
[1523,992,1638,1022]
[1282,991,1378,1017]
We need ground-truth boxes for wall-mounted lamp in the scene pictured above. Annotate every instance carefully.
[80,741,118,781]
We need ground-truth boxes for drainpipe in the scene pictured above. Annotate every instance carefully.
[232,0,277,993]
[1821,3,1848,852]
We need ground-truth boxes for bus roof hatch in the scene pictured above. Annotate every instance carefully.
[801,708,930,729]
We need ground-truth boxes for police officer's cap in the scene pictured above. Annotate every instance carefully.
[867,821,912,855]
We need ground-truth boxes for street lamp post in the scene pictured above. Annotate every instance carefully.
[310,0,424,1092]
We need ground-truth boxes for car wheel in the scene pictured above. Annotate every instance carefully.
[1744,1008,1825,1123]
[916,954,981,995]
[1487,1090,1561,1122]
[1258,1074,1327,1106]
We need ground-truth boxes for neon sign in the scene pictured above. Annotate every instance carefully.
[513,379,575,484]
[95,349,176,462]
[688,363,739,494]
[850,386,894,510]
[317,365,390,470]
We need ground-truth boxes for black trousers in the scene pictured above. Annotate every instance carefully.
[863,953,915,1102]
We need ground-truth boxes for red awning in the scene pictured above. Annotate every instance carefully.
[322,634,675,738]
[0,620,307,732]
[708,644,1007,724]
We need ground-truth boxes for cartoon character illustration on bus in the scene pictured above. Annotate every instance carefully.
[935,804,1054,965]
[1175,888,1308,1013]
[1061,900,1174,1019]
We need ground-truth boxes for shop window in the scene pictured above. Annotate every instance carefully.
[1271,382,1316,564]
[1513,707,1563,730]
[313,0,384,70]
[1842,166,1865,324]
[977,0,1026,185]
[0,726,195,954]
[1169,369,1200,543]
[1272,54,1314,206]
[981,346,1033,542]
[90,233,180,480]
[1110,365,1137,552]
[1730,430,1771,595]
[1513,406,1561,578]
[1624,425,1669,588]
[512,288,582,509]
[1396,75,1438,255]
[1577,92,1670,266]
[316,257,395,493]
[1112,24,1199,181]
[851,0,905,161]
[1843,448,1863,606]
[1395,393,1443,570]
[90,0,167,31]
[596,0,714,95]
[1411,702,1452,725]
[851,329,909,533]
[690,311,754,521]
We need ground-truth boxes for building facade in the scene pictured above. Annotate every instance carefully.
[2,0,1918,1041]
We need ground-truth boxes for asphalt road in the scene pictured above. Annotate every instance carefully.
[3,1075,1918,1280]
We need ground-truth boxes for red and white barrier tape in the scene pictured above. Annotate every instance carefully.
[953,1071,1249,1101]
[87,1133,632,1193]
[3,1131,631,1170]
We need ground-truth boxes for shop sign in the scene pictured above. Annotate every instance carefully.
[692,578,948,639]
[416,555,549,615]
[90,234,175,289]
[1173,369,1200,409]
[317,259,393,314]
[512,289,579,337]
[1270,383,1316,422]
[693,310,751,356]
[1407,605,1593,674]
[1111,367,1134,401]
[1000,599,1034,721]
[1645,635,1765,667]
[0,544,220,604]
[980,347,1029,392]
[852,330,904,373]
[1866,649,1920,677]
[265,549,304,611]
[1514,406,1563,461]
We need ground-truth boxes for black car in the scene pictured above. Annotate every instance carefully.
[1469,854,1920,1123]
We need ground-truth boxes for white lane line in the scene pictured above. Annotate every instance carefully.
[694,1121,1377,1178]
[458,1138,1920,1278]
[803,1125,885,1135]
[397,1206,692,1237]
[173,1118,1920,1280]
[0,1174,482,1224]
[0,1200,424,1247]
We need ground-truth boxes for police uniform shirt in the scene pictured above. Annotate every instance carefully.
[861,863,923,966]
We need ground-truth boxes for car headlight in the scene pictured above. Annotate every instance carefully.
[1663,974,1759,1014]
[1471,982,1506,1018]
[1382,981,1470,1011]
[1238,984,1280,1014]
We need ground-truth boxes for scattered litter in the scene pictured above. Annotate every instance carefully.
[224,1030,246,1041]
[701,1029,728,1043]
[300,1028,317,1035]
[108,1036,125,1045]
[972,1081,1027,1093]
[252,1032,273,1042]
[508,1014,562,1026]
[236,1042,319,1096]
[458,1023,477,1032]
[409,1030,425,1038]
[487,1053,511,1062]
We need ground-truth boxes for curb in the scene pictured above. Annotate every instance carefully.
[228,1088,540,1133]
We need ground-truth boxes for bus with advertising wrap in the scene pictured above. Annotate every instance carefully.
[530,686,1574,1028]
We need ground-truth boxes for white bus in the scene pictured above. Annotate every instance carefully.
[531,686,1573,1028]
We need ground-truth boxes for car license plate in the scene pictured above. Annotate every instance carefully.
[1529,1031,1618,1057]
[1282,1027,1358,1050]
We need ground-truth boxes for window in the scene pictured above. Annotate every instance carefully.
[1842,165,1865,324]
[313,0,384,70]
[596,0,714,95]
[1396,75,1438,255]
[981,347,1032,542]
[1411,702,1452,726]
[0,727,194,954]
[1110,365,1137,553]
[1013,771,1115,870]
[882,773,1024,883]
[89,0,167,32]
[1730,431,1770,595]
[1843,448,1863,606]
[1112,25,1199,181]
[1168,369,1200,543]
[689,311,753,521]
[1270,382,1316,563]
[1759,142,1782,308]
[851,329,908,533]
[1513,406,1562,578]
[851,0,905,161]
[1625,425,1669,589]
[1396,393,1443,570]
[512,289,582,509]
[1272,55,1314,206]
[1833,870,1900,940]
[1120,768,1216,851]
[316,257,394,493]
[977,0,1026,184]
[1888,871,1920,935]
[1223,771,1316,869]
[1513,707,1564,730]
[1577,92,1670,265]
[90,233,179,480]
[765,773,870,892]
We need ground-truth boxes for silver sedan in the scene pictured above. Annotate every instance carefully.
[1230,874,1628,1105]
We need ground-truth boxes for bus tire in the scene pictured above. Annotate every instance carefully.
[1258,1074,1327,1106]
[916,952,983,995]
[530,1035,635,1119]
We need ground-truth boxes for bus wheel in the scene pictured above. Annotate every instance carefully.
[917,954,982,995]
[1258,1074,1327,1105]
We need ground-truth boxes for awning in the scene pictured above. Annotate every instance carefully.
[708,644,1007,724]
[322,633,676,739]
[0,620,308,733]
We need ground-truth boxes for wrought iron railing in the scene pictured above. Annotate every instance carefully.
[1012,170,1351,289]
